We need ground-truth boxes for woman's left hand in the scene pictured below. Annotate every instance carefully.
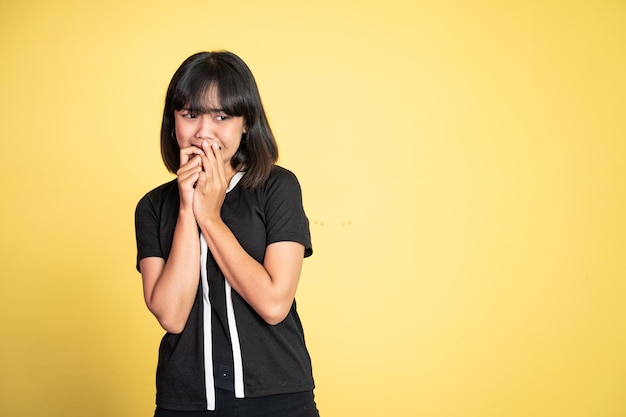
[192,141,228,223]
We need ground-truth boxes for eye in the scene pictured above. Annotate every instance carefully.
[216,115,230,121]
[178,110,197,119]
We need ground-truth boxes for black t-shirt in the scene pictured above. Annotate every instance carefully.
[135,166,315,411]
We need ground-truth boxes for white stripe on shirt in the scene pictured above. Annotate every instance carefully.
[199,234,215,410]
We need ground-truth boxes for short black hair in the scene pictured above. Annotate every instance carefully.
[160,51,278,188]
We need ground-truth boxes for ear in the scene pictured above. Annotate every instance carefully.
[243,121,248,134]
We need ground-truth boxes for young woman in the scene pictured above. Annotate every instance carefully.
[135,51,319,417]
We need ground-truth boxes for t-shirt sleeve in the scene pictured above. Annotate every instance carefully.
[135,193,164,271]
[264,168,313,257]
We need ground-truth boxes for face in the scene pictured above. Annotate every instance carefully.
[173,87,247,169]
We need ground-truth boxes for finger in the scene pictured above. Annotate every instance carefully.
[211,142,226,184]
[180,146,205,167]
[191,170,204,189]
[178,163,202,178]
[177,161,203,182]
[176,158,202,179]
[179,156,204,178]
[201,141,217,176]
[178,169,201,189]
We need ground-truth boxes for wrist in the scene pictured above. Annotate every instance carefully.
[197,214,224,231]
[178,207,196,221]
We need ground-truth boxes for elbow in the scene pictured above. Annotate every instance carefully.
[144,297,190,334]
[157,315,187,334]
[149,308,187,334]
[159,318,186,334]
[259,303,292,326]
[263,314,287,326]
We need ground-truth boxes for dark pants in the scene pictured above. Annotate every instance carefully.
[155,389,320,417]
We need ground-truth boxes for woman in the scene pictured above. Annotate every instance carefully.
[135,51,318,417]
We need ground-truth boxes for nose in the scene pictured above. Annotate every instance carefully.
[195,115,215,139]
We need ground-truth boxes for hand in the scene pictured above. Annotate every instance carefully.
[192,141,228,223]
[176,145,205,211]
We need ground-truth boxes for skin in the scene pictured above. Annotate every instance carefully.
[140,88,305,333]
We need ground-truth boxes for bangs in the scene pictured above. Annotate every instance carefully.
[170,59,247,117]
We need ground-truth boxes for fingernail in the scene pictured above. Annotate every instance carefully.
[213,143,220,150]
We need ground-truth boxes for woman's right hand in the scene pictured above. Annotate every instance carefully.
[176,146,205,210]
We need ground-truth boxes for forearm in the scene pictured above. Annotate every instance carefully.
[145,210,200,333]
[198,218,300,325]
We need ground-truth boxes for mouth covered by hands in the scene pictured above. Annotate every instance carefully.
[177,141,228,224]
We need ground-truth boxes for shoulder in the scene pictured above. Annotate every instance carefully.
[253,165,305,203]
[259,166,308,215]
[269,165,296,178]
[264,165,302,190]
[136,179,178,212]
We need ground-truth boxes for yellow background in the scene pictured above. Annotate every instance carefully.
[1,1,625,416]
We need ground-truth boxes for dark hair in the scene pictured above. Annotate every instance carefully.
[160,51,278,188]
